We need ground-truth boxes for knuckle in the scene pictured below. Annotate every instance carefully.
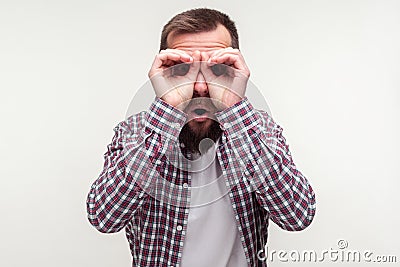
[155,53,165,60]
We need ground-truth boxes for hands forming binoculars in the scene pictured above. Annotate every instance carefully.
[148,48,250,111]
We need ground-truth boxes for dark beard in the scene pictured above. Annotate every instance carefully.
[178,120,222,155]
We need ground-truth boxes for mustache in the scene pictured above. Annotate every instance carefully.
[185,97,215,107]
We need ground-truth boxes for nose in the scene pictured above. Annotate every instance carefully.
[193,71,209,97]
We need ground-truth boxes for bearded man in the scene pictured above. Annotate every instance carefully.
[87,8,316,267]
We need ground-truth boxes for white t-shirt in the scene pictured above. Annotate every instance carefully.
[180,142,248,267]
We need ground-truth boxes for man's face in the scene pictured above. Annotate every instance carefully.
[168,25,232,152]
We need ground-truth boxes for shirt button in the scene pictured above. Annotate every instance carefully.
[173,123,181,129]
[182,183,188,189]
[224,122,231,128]
[176,225,183,231]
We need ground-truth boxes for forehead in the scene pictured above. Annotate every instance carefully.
[167,24,232,53]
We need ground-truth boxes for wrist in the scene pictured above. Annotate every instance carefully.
[225,95,242,108]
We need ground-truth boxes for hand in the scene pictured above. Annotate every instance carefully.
[148,49,201,110]
[200,48,250,110]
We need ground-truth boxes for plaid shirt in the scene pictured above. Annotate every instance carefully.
[87,97,316,267]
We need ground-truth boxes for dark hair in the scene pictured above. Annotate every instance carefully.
[160,8,239,51]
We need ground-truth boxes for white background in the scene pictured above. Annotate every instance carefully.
[1,0,399,266]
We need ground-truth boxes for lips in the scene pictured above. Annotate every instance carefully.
[184,97,217,122]
[186,104,210,122]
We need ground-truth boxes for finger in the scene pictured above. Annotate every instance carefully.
[207,47,238,60]
[191,50,201,61]
[149,52,193,77]
[208,48,240,62]
[156,51,194,71]
[209,54,249,77]
[180,50,200,78]
[150,53,180,73]
[199,51,211,72]
[211,54,244,69]
[160,49,193,62]
[200,51,210,62]
[207,49,245,68]
[158,52,193,65]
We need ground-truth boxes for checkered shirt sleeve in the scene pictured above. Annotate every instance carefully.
[216,98,316,232]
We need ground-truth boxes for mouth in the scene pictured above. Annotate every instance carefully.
[193,108,207,116]
[188,106,210,122]
[185,97,217,122]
